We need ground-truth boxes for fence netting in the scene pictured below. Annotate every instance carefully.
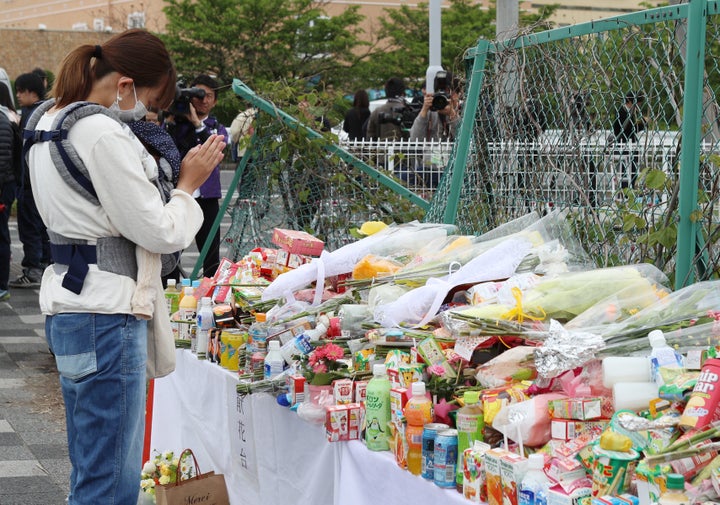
[424,2,720,282]
[223,3,720,284]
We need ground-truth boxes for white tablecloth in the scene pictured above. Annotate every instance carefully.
[151,350,469,505]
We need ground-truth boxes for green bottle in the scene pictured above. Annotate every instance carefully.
[455,390,484,491]
[365,364,391,451]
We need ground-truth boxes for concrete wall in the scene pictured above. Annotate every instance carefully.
[0,29,114,84]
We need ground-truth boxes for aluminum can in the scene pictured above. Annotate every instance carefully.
[421,423,449,480]
[433,428,458,488]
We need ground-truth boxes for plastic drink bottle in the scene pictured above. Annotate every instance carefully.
[365,364,392,451]
[404,381,433,475]
[178,278,191,303]
[455,390,484,491]
[648,329,683,386]
[164,279,180,315]
[195,297,213,359]
[518,453,549,505]
[264,340,285,380]
[178,287,197,344]
[165,279,181,339]
[248,313,269,378]
[658,473,688,505]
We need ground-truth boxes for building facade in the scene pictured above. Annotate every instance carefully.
[0,1,664,32]
[0,0,662,80]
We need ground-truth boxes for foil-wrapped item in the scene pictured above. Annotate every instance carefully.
[615,410,679,432]
[534,319,605,378]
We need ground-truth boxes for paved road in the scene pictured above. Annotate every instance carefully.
[0,168,239,504]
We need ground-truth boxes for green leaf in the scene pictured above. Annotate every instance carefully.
[644,169,667,191]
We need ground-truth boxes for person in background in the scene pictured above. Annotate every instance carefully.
[343,89,370,141]
[166,74,228,279]
[0,82,20,301]
[365,77,408,140]
[25,30,225,504]
[11,72,50,288]
[408,71,461,188]
[612,90,647,189]
[32,67,49,91]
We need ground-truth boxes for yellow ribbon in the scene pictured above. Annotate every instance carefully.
[499,287,546,324]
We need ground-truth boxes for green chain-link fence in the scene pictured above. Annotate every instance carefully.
[427,0,720,288]
[202,0,720,289]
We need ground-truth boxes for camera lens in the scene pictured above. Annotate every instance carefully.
[431,93,449,111]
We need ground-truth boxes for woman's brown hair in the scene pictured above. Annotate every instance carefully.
[52,29,177,108]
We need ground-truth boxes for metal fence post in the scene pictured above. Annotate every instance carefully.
[676,0,708,288]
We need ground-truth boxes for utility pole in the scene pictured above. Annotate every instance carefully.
[425,0,443,93]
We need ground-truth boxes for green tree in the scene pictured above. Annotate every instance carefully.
[162,0,366,90]
[353,0,557,90]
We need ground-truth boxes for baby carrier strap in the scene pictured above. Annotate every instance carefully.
[23,99,120,205]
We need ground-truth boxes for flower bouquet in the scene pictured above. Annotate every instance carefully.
[299,342,350,386]
[140,450,195,503]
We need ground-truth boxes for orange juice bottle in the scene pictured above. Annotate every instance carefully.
[404,381,433,475]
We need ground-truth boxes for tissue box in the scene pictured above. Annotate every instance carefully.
[272,228,324,256]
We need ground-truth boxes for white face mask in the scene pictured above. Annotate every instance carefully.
[109,83,148,122]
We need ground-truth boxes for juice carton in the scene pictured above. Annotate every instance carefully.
[547,484,592,505]
[390,387,409,425]
[354,380,368,404]
[325,403,362,442]
[286,375,305,406]
[500,452,528,505]
[484,448,507,505]
[463,441,492,503]
[333,379,354,404]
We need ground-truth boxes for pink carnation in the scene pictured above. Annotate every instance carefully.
[427,364,446,377]
[312,362,328,374]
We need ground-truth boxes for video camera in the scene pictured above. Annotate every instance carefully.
[431,71,450,112]
[379,103,420,130]
[167,85,206,116]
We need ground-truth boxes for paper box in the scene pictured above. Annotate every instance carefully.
[325,403,362,442]
[484,448,506,505]
[272,228,324,256]
[211,258,239,303]
[463,441,492,503]
[286,375,305,406]
[390,387,409,425]
[333,379,354,404]
[354,380,368,404]
[547,484,592,505]
[551,419,608,441]
[549,397,603,420]
[500,452,528,505]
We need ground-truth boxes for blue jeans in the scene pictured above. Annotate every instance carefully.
[45,313,148,505]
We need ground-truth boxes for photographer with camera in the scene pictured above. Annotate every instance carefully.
[166,74,228,279]
[365,77,409,140]
[408,71,461,189]
[409,70,461,142]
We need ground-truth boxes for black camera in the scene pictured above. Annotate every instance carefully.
[379,104,419,130]
[431,71,450,111]
[167,85,206,116]
[379,106,405,126]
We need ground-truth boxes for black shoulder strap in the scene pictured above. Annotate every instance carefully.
[23,100,121,205]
